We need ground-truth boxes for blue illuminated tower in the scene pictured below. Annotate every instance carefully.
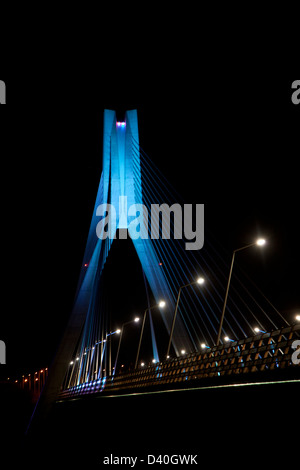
[75,109,191,357]
[32,110,192,418]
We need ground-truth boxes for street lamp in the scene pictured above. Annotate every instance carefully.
[134,301,166,369]
[166,277,205,359]
[106,328,128,377]
[254,327,266,334]
[224,336,235,342]
[113,317,140,375]
[216,238,266,346]
[295,315,300,322]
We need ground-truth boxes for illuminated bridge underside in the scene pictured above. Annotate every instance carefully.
[59,325,299,399]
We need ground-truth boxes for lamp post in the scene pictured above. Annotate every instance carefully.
[166,277,205,359]
[134,301,165,369]
[113,317,140,375]
[216,238,266,346]
[105,329,122,377]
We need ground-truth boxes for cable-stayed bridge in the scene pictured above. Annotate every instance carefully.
[27,110,299,433]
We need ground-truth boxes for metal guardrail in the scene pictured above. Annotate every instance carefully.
[59,325,300,399]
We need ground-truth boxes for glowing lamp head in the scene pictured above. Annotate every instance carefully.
[295,315,300,322]
[116,329,121,334]
[158,301,166,308]
[134,317,140,322]
[224,336,230,342]
[256,238,266,246]
[197,277,205,285]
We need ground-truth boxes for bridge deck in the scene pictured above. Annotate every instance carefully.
[59,324,300,399]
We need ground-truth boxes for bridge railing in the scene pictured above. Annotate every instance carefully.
[59,324,300,399]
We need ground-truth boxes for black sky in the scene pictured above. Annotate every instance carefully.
[0,72,299,378]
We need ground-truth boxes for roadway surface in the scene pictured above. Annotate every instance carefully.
[21,377,300,467]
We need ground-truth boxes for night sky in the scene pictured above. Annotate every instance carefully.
[0,73,299,380]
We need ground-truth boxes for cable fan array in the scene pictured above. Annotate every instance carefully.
[132,138,289,345]
[63,133,289,391]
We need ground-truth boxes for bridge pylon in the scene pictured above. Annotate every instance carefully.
[27,109,192,434]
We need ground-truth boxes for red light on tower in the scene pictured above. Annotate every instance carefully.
[159,262,163,266]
